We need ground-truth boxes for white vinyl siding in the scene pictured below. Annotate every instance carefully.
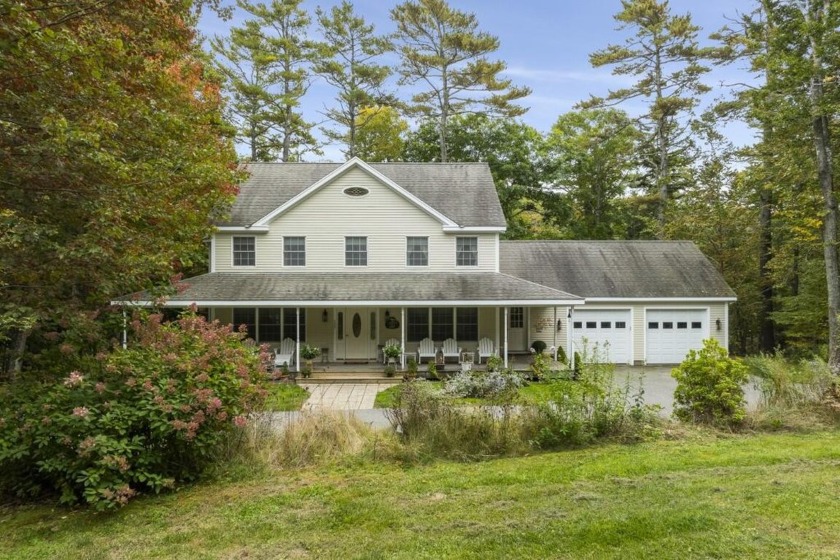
[213,168,498,272]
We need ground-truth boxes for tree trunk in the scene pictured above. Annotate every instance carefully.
[807,1,840,375]
[758,186,776,351]
[813,106,840,375]
[2,329,28,382]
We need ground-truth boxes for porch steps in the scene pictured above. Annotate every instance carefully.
[301,373,402,384]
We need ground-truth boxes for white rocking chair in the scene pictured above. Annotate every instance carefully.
[441,338,461,363]
[417,338,436,363]
[477,337,495,364]
[274,338,296,369]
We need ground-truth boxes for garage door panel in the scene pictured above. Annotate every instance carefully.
[571,310,631,364]
[646,309,707,364]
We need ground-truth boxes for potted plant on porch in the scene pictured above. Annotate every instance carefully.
[299,344,321,379]
[383,342,402,377]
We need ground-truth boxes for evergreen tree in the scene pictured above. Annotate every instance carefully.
[583,0,711,237]
[315,1,393,158]
[391,0,530,162]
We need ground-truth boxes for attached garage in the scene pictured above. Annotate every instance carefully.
[571,309,632,364]
[645,309,708,364]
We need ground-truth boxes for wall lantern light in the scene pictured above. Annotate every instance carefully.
[716,318,722,331]
[322,309,328,323]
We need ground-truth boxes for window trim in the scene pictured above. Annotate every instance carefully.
[406,236,429,267]
[282,235,306,268]
[344,236,368,267]
[231,235,256,268]
[455,236,479,267]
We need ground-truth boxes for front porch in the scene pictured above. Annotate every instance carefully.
[209,304,569,374]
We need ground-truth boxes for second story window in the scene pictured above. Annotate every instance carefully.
[345,236,367,266]
[406,236,428,266]
[283,236,305,267]
[456,237,478,267]
[232,236,255,267]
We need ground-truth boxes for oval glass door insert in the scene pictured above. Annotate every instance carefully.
[352,313,362,338]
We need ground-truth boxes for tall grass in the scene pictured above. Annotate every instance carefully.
[744,353,839,429]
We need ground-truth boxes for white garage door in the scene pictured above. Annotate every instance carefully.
[646,309,708,364]
[571,310,632,363]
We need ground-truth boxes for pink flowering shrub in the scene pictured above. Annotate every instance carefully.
[0,311,269,509]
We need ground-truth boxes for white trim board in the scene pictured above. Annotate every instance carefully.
[113,299,585,308]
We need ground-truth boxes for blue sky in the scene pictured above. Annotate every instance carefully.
[199,0,758,161]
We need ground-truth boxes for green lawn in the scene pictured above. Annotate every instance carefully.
[262,381,310,411]
[3,431,840,559]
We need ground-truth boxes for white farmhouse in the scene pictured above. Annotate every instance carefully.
[116,158,735,370]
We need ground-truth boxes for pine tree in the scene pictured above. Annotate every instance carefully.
[391,0,530,162]
[315,1,393,158]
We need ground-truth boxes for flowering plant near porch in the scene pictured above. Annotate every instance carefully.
[383,343,402,361]
[0,311,269,509]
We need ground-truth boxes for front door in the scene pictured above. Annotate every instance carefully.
[336,307,374,361]
[507,307,527,351]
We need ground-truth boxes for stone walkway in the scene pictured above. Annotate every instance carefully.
[299,382,394,410]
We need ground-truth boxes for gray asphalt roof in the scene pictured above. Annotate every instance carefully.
[118,272,582,305]
[499,241,736,299]
[218,162,506,228]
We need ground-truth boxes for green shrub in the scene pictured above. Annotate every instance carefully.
[672,339,749,427]
[530,340,547,354]
[404,358,418,381]
[384,364,397,377]
[0,311,269,509]
[530,351,551,380]
[524,363,656,447]
[556,345,567,365]
[573,352,582,379]
[486,354,503,372]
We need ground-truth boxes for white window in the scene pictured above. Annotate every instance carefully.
[232,236,255,267]
[284,236,305,267]
[345,236,367,266]
[406,237,428,266]
[456,237,478,267]
[510,307,524,328]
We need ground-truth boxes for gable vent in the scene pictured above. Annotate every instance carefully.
[343,186,369,197]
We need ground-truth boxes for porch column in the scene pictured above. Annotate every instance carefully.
[504,306,509,369]
[568,307,574,372]
[122,307,127,350]
[401,307,406,369]
[495,308,500,361]
[295,307,301,373]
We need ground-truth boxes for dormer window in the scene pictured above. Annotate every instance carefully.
[232,236,255,267]
[456,236,478,267]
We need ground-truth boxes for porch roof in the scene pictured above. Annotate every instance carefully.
[114,272,583,307]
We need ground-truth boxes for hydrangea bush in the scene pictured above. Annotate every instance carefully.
[0,311,269,509]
